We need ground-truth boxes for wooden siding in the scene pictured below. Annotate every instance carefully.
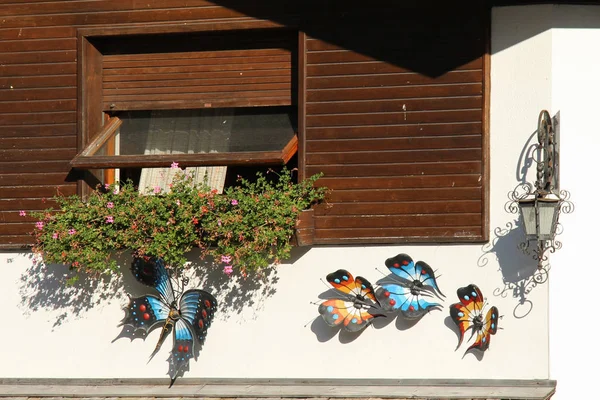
[101,31,296,111]
[0,1,488,247]
[304,7,488,244]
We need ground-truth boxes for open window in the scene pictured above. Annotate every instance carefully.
[74,29,298,193]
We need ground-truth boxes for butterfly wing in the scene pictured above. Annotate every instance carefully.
[326,269,379,304]
[131,257,175,305]
[120,295,170,334]
[178,289,217,348]
[167,289,217,386]
[318,299,378,332]
[168,319,196,387]
[467,306,499,352]
[375,284,441,319]
[385,254,444,298]
[449,284,484,349]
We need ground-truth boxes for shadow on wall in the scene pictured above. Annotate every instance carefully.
[19,248,287,328]
[478,220,547,319]
[18,252,125,329]
[478,130,548,319]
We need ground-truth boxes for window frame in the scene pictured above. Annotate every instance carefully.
[75,23,300,192]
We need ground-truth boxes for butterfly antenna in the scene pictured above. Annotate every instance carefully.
[303,315,319,329]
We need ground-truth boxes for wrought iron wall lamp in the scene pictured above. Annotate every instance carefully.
[507,110,574,269]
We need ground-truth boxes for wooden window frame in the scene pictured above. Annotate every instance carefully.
[75,23,299,193]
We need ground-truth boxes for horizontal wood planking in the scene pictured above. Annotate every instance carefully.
[306,136,481,153]
[0,26,75,40]
[0,88,77,102]
[0,185,76,199]
[0,38,76,53]
[0,222,39,235]
[326,188,483,203]
[0,172,69,186]
[0,62,76,77]
[0,75,76,89]
[313,227,483,242]
[307,59,483,76]
[0,136,76,149]
[305,21,486,243]
[0,148,76,163]
[0,50,76,65]
[307,70,482,90]
[306,97,482,115]
[307,84,483,102]
[314,214,482,229]
[0,99,77,114]
[0,198,60,211]
[0,161,72,174]
[102,46,293,109]
[319,201,481,216]
[306,110,481,127]
[305,161,482,177]
[103,75,291,89]
[307,148,482,165]
[317,175,482,190]
[0,235,33,246]
[0,112,76,125]
[0,0,280,16]
[0,123,75,138]
[306,122,482,139]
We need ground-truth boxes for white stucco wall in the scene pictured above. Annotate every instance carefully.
[549,5,600,400]
[6,4,595,391]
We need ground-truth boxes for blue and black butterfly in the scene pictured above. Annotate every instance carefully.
[120,257,217,386]
[375,253,445,319]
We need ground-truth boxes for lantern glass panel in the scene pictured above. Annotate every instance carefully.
[519,200,537,239]
[538,198,560,240]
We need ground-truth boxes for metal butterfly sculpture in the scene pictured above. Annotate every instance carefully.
[375,253,445,319]
[449,284,499,353]
[120,257,217,386]
[318,269,384,332]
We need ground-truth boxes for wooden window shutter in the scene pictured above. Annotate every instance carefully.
[98,30,296,112]
[303,5,489,244]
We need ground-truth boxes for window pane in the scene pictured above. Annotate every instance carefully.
[99,106,296,156]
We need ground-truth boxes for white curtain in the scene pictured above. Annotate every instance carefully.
[138,108,233,194]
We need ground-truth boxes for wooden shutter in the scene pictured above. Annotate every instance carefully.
[303,5,488,244]
[100,30,296,112]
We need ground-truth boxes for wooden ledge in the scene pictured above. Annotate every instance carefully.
[0,378,556,399]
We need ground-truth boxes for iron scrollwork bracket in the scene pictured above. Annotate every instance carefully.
[505,110,573,269]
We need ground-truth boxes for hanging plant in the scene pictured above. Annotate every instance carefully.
[29,167,326,277]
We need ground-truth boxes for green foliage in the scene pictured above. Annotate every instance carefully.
[31,168,326,276]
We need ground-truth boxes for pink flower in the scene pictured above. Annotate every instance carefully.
[68,229,76,235]
[231,199,238,206]
[221,255,232,264]
[153,186,161,194]
[52,232,58,239]
[176,199,181,206]
[170,162,179,169]
[105,216,114,223]
[223,265,234,275]
[106,202,114,209]
[104,183,110,190]
[217,219,222,226]
[113,187,119,195]
[19,210,26,217]
[35,221,44,230]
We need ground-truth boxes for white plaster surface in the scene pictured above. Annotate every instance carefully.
[549,6,600,400]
